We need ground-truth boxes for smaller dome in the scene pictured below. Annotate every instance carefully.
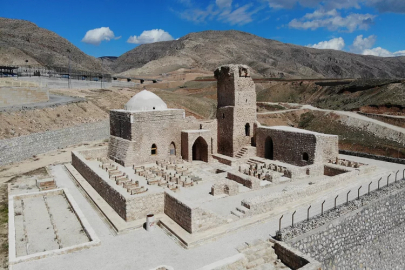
[124,90,168,111]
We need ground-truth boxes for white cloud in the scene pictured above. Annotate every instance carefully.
[177,0,262,26]
[289,9,376,32]
[307,37,345,50]
[265,0,405,13]
[363,47,405,57]
[216,0,232,9]
[127,29,174,44]
[82,27,120,45]
[350,35,376,53]
[218,4,261,25]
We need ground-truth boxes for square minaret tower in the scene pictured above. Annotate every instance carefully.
[215,64,257,157]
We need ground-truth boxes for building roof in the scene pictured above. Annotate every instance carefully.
[124,90,168,111]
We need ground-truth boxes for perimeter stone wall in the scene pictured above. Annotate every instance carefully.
[282,182,405,270]
[0,120,109,166]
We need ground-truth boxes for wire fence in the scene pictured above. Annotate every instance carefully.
[277,169,405,234]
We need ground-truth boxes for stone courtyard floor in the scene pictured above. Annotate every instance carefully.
[10,155,405,270]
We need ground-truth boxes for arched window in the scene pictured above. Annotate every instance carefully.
[303,152,309,161]
[245,123,250,136]
[200,124,203,129]
[170,142,176,155]
[151,144,157,155]
[222,113,225,119]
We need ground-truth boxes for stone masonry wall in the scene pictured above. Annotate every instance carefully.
[256,127,338,167]
[256,127,317,166]
[0,120,109,166]
[72,150,127,220]
[164,191,225,233]
[284,182,405,270]
[72,149,165,221]
[164,191,193,233]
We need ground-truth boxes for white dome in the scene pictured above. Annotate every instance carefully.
[124,90,168,111]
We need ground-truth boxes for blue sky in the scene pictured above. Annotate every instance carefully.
[1,0,405,58]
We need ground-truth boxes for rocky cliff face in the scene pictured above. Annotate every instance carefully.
[112,30,405,78]
[0,18,106,72]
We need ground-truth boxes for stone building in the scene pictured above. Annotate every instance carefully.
[215,65,257,157]
[108,64,338,167]
[108,89,217,166]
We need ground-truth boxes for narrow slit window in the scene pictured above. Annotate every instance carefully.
[151,144,157,155]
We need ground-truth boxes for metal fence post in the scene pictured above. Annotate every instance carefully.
[321,200,326,216]
[403,169,405,180]
[292,211,296,227]
[307,205,311,221]
[378,177,382,190]
[279,215,283,232]
[368,181,372,195]
[335,195,339,209]
[347,190,351,204]
[358,186,362,200]
[396,170,399,182]
[387,174,391,187]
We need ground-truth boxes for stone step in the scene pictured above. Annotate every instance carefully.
[236,206,250,214]
[231,210,244,218]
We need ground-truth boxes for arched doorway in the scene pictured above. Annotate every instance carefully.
[265,137,273,160]
[170,142,176,155]
[192,137,208,162]
[245,123,250,136]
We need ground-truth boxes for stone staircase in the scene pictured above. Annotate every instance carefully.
[235,147,249,159]
[231,205,251,218]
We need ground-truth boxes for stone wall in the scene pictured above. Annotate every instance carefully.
[164,191,225,233]
[0,120,109,166]
[256,126,338,167]
[72,150,127,219]
[281,180,405,270]
[227,171,261,190]
[271,239,322,270]
[211,180,239,196]
[72,149,165,221]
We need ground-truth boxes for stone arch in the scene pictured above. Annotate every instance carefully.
[169,142,176,156]
[192,137,208,162]
[265,137,273,160]
[245,123,250,136]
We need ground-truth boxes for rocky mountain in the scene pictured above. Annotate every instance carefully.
[112,30,405,78]
[0,18,106,72]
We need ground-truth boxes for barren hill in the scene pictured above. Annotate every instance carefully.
[112,30,405,78]
[0,18,105,72]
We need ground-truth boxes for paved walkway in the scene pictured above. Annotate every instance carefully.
[12,157,405,270]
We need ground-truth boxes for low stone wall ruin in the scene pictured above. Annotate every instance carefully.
[227,171,261,189]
